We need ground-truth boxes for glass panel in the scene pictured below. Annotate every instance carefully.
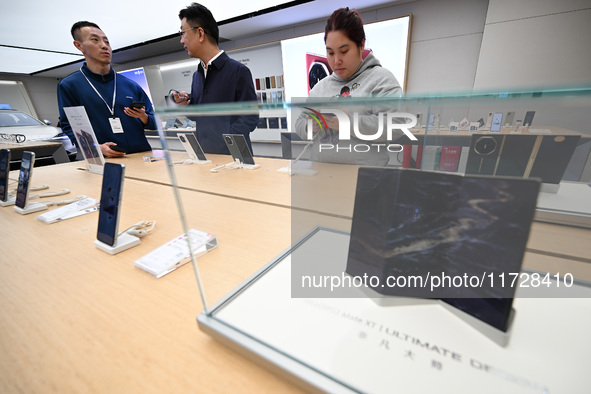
[156,89,591,306]
[156,88,591,391]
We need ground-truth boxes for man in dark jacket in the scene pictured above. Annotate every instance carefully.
[172,2,259,154]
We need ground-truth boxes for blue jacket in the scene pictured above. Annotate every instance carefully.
[190,52,259,154]
[57,63,156,154]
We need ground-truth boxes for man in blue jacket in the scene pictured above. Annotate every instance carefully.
[173,3,259,154]
[58,21,156,158]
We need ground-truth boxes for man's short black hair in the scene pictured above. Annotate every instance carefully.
[71,21,101,41]
[179,2,220,45]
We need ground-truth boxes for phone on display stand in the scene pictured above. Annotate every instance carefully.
[504,111,515,127]
[490,112,503,132]
[96,163,125,246]
[13,151,47,214]
[0,149,11,202]
[15,151,35,209]
[223,134,257,166]
[95,163,140,254]
[178,133,209,163]
[212,134,259,172]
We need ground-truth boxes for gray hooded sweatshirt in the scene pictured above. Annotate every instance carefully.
[295,51,402,166]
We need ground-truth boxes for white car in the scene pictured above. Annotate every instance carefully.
[0,109,76,157]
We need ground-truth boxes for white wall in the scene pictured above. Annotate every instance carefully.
[473,0,591,91]
[0,74,60,123]
[0,80,37,117]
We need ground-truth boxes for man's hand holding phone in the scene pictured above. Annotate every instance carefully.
[172,90,190,106]
[101,142,126,158]
[124,103,149,125]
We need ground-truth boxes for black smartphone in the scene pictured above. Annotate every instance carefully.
[223,134,255,165]
[15,151,35,209]
[523,111,535,127]
[110,145,127,153]
[130,101,146,109]
[178,133,207,161]
[97,163,125,246]
[0,149,10,202]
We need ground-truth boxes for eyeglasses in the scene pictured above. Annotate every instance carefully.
[179,26,206,38]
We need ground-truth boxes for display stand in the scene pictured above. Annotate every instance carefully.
[198,227,591,393]
[174,159,212,165]
[187,159,211,165]
[539,183,560,194]
[14,202,48,215]
[277,140,316,175]
[210,161,260,172]
[535,182,591,228]
[94,233,140,255]
[0,196,16,207]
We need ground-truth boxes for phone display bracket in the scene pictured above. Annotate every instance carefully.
[94,232,140,255]
[0,196,16,207]
[175,158,212,165]
[14,202,48,215]
[228,160,260,170]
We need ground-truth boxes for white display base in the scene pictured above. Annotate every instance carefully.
[277,166,317,176]
[94,233,140,255]
[535,182,591,228]
[210,161,260,172]
[190,159,211,165]
[539,182,560,194]
[175,159,211,165]
[14,202,48,215]
[199,227,591,393]
[0,196,16,207]
[239,163,260,170]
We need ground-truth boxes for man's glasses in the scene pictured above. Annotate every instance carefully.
[179,26,206,37]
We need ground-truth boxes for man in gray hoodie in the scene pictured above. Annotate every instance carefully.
[295,7,402,166]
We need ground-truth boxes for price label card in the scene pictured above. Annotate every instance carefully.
[134,229,217,278]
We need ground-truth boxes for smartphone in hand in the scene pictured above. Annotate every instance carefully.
[130,101,146,109]
[110,145,127,153]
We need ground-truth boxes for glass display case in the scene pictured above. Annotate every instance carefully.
[155,88,591,393]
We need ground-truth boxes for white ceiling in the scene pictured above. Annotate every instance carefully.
[0,0,401,75]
